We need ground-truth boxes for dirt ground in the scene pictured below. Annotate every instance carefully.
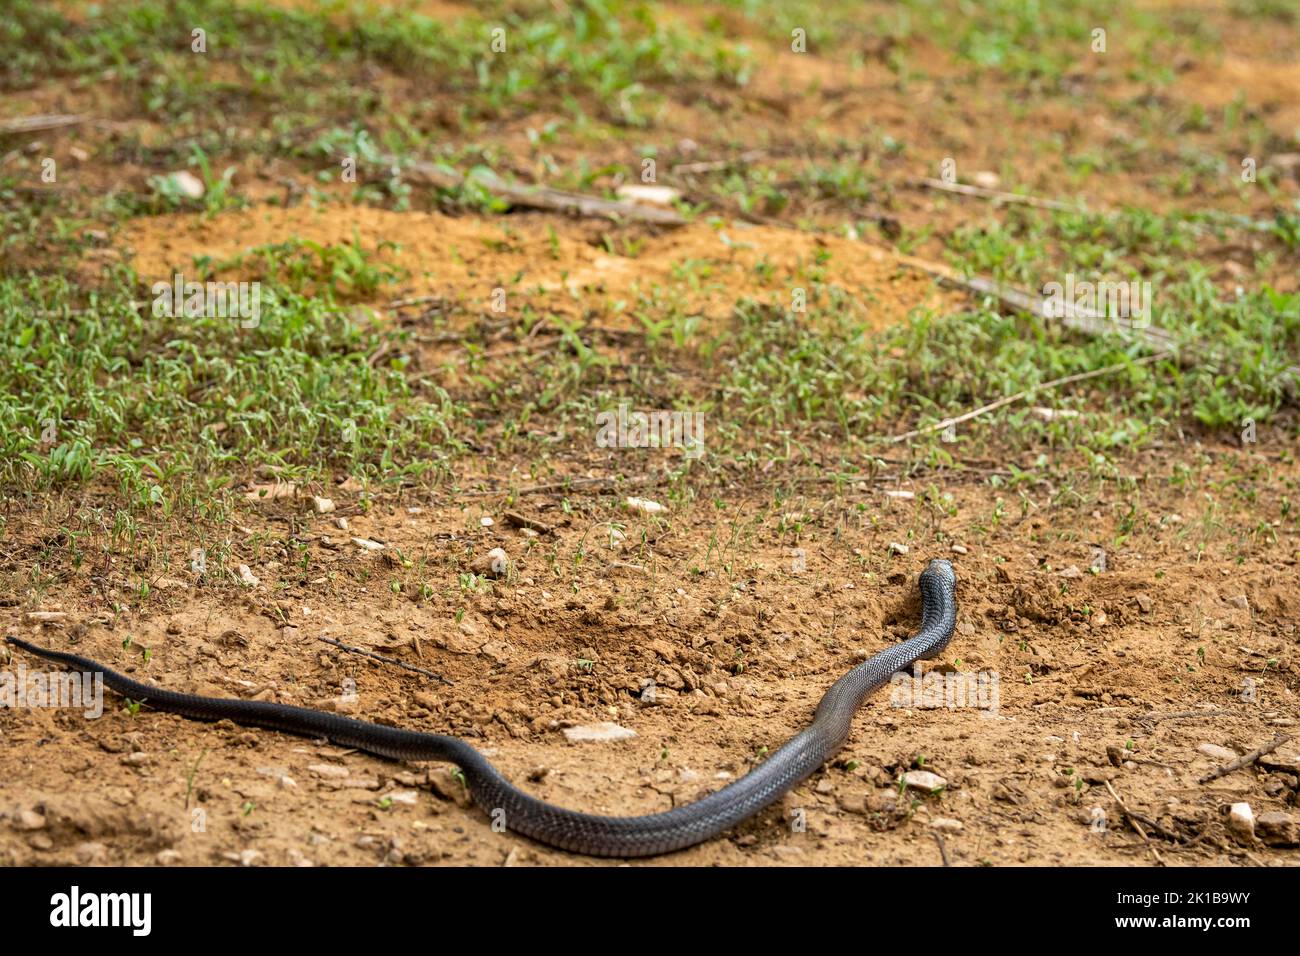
[2,433,1297,867]
[2,0,1298,867]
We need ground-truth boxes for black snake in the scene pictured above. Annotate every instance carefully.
[5,558,957,857]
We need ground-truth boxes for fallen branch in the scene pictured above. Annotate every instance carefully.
[671,150,766,175]
[1198,732,1292,784]
[1134,706,1221,727]
[0,114,87,135]
[1104,779,1179,846]
[456,472,664,498]
[380,154,686,226]
[895,253,1300,385]
[913,177,1084,213]
[881,351,1171,444]
[316,635,453,686]
[932,829,952,866]
[503,511,554,534]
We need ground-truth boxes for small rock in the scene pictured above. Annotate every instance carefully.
[236,564,259,587]
[1196,743,1238,762]
[473,547,509,577]
[385,790,419,807]
[165,170,205,199]
[156,849,183,865]
[74,841,107,864]
[243,481,297,502]
[950,544,968,555]
[1256,811,1297,847]
[307,763,350,779]
[1226,802,1255,843]
[837,792,866,814]
[428,768,472,807]
[22,610,67,624]
[1059,565,1082,578]
[312,496,335,514]
[615,184,681,206]
[334,516,349,530]
[562,722,637,743]
[478,640,511,664]
[971,170,1000,190]
[351,537,384,551]
[480,516,494,527]
[17,809,46,830]
[900,770,947,793]
[883,490,914,500]
[625,497,664,515]
[931,817,964,832]
[888,542,909,555]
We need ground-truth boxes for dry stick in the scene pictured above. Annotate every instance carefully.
[897,253,1178,354]
[503,511,554,534]
[932,830,952,866]
[1135,707,1222,726]
[896,254,1300,385]
[912,177,1085,213]
[882,352,1171,444]
[0,114,87,135]
[671,150,766,175]
[1104,780,1177,855]
[457,473,661,498]
[316,636,453,686]
[379,154,687,226]
[1198,732,1293,785]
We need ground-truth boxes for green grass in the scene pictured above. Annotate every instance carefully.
[0,263,464,509]
[1,0,1296,521]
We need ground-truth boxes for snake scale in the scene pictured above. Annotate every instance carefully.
[5,558,957,857]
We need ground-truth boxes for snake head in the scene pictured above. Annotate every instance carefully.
[920,558,957,589]
[916,559,958,658]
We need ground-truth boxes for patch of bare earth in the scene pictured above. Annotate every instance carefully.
[2,441,1297,866]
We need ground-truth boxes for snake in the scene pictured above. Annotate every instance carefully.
[4,558,957,857]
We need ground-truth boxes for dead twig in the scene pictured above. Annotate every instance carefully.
[895,253,1300,385]
[1198,733,1293,785]
[381,154,686,226]
[1104,780,1176,860]
[912,177,1084,213]
[0,114,87,135]
[671,150,766,175]
[932,829,952,866]
[456,473,662,498]
[1134,706,1222,728]
[503,511,554,534]
[881,352,1170,444]
[316,635,453,686]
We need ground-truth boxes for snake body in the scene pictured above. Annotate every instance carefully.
[5,558,957,857]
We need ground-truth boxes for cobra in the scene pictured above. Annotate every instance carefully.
[5,558,957,857]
